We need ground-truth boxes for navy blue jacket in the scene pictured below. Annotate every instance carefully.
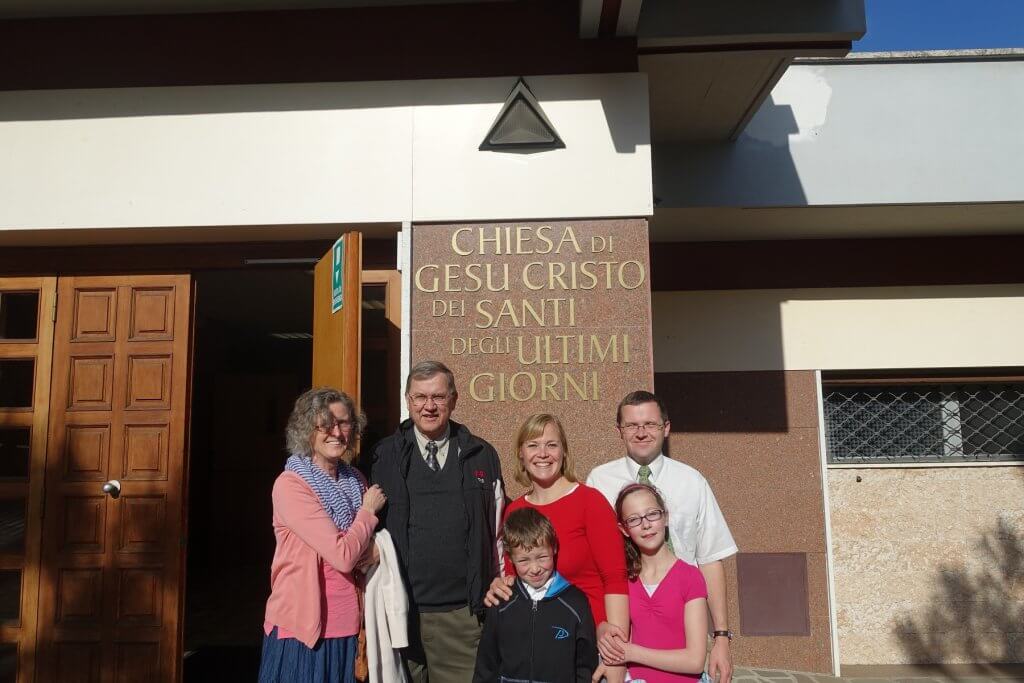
[473,572,598,683]
[370,418,504,614]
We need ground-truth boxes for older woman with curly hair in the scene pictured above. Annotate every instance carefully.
[259,387,387,683]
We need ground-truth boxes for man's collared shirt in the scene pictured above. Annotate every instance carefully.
[413,424,452,469]
[586,453,737,566]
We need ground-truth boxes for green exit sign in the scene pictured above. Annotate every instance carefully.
[331,237,344,313]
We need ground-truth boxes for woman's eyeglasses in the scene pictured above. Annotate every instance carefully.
[316,419,353,434]
[622,509,665,528]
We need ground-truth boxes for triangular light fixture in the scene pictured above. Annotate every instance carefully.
[479,78,565,151]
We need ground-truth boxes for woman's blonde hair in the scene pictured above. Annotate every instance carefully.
[512,413,578,489]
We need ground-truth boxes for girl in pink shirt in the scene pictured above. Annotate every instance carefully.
[603,483,709,683]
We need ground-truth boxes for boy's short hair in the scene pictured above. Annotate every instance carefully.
[503,508,558,553]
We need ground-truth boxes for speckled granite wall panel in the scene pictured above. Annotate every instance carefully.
[410,220,653,495]
[828,466,1024,665]
[656,370,833,674]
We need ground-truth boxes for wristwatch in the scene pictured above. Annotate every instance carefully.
[712,630,734,641]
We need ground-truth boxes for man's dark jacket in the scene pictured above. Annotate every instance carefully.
[473,572,598,683]
[370,418,504,615]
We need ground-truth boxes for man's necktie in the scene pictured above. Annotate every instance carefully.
[637,464,674,552]
[425,441,440,472]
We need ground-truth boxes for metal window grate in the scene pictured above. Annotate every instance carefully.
[823,382,1024,463]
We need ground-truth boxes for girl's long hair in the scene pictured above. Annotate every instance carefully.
[614,482,669,581]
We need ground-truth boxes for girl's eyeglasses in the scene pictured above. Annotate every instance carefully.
[622,509,665,528]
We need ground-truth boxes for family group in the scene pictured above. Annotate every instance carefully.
[257,361,738,683]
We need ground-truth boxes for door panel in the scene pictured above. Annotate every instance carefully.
[360,271,402,437]
[36,275,191,683]
[312,233,363,398]
[0,277,56,683]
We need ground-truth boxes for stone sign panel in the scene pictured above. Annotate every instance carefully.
[411,219,653,491]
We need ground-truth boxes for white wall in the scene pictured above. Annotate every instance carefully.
[654,284,1024,372]
[0,74,651,235]
[655,58,1024,208]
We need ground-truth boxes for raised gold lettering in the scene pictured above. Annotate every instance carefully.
[470,373,495,401]
[451,227,473,256]
[415,264,439,293]
[618,260,646,290]
[541,372,558,400]
[475,300,495,329]
[444,264,461,292]
[508,372,537,401]
[536,226,553,254]
[522,262,544,291]
[554,226,583,254]
[515,226,533,255]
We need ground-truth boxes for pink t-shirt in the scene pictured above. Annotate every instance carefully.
[275,561,361,639]
[627,560,708,683]
[264,470,371,644]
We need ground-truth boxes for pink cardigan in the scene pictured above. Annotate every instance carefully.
[263,470,378,648]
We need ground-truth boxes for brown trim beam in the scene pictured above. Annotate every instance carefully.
[823,368,1024,385]
[0,239,396,275]
[0,3,636,91]
[650,234,1024,291]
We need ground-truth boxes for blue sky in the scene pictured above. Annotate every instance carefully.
[854,0,1024,52]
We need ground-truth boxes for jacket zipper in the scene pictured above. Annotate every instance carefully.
[530,598,538,682]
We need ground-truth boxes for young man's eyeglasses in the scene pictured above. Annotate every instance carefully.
[316,419,353,434]
[622,509,665,528]
[407,393,449,408]
[618,422,665,434]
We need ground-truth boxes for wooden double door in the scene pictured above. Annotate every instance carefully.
[0,274,190,683]
[0,233,369,681]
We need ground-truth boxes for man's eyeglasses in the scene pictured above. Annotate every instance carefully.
[316,419,354,434]
[622,509,665,528]
[618,422,665,434]
[407,393,449,408]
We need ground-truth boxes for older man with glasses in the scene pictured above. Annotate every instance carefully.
[370,360,505,683]
[587,390,738,683]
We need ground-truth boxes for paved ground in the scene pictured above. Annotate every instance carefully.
[733,667,1024,683]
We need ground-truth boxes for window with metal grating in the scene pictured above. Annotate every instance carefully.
[823,381,1024,464]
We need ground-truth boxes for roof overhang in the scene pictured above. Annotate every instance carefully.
[638,0,865,142]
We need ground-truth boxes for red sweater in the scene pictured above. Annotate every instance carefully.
[503,484,628,624]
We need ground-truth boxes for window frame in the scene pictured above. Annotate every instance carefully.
[822,369,1024,467]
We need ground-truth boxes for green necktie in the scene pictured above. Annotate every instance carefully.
[636,465,674,552]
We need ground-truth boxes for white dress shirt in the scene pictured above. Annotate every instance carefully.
[586,454,738,566]
[413,424,451,469]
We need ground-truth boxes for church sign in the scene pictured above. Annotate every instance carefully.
[411,219,654,484]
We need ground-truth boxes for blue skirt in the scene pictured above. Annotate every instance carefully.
[258,627,358,683]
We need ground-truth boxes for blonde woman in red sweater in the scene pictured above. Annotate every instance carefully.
[487,413,629,683]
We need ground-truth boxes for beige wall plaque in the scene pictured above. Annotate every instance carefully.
[411,219,654,492]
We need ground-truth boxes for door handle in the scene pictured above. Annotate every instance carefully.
[102,480,121,499]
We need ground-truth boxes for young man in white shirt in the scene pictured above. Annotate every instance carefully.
[586,390,738,683]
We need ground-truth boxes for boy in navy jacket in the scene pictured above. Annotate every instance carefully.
[473,508,598,683]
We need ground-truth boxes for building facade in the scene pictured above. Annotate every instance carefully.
[0,1,1021,680]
